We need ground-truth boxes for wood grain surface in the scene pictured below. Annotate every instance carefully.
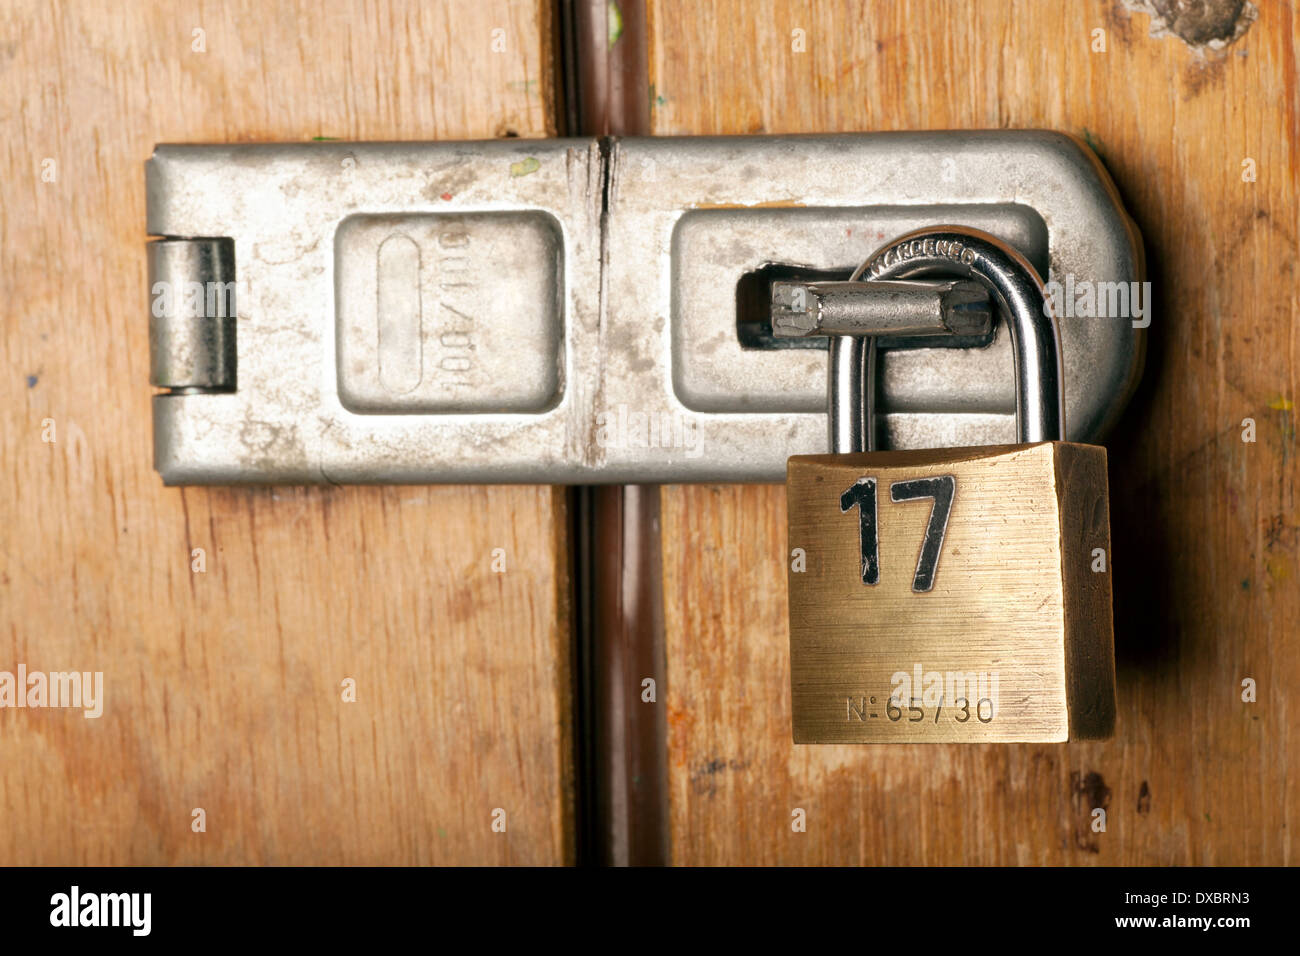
[4,0,1295,869]
[0,0,573,865]
[653,0,1298,864]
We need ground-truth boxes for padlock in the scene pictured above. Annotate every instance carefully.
[783,226,1116,743]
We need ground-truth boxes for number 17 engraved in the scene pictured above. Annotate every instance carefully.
[840,474,955,592]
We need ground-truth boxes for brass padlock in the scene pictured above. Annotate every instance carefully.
[783,227,1116,743]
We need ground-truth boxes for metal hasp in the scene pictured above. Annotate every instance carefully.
[771,274,995,454]
[770,278,993,340]
[791,228,1067,454]
[149,238,237,390]
[145,132,1145,484]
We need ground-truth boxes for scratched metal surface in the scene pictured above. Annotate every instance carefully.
[147,132,1142,483]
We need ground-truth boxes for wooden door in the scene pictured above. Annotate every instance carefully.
[654,0,1297,865]
[3,0,1295,868]
[0,0,573,865]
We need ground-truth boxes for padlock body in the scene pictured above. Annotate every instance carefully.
[786,442,1115,743]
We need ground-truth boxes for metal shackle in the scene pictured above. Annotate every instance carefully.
[831,225,1066,452]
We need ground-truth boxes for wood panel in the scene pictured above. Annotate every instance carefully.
[653,0,1298,864]
[0,0,573,864]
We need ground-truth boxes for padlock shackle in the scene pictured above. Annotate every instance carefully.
[829,334,876,453]
[847,226,1066,445]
